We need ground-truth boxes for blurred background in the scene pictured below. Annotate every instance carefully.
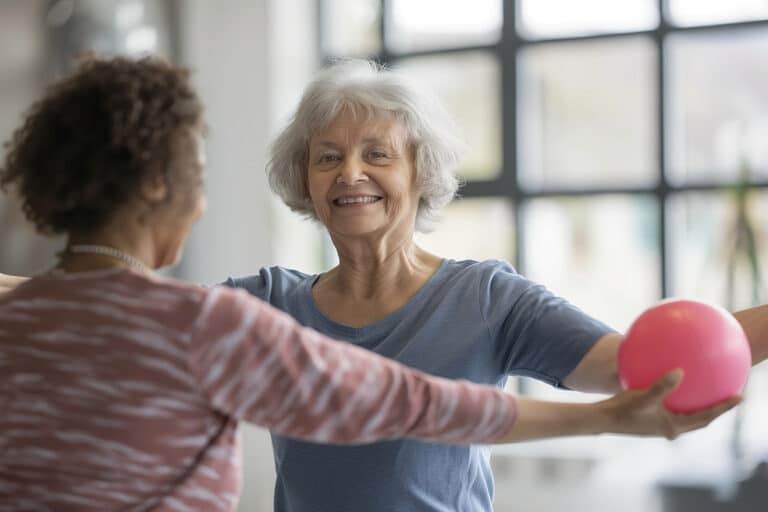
[1,0,767,510]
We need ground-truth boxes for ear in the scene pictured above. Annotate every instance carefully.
[140,173,168,203]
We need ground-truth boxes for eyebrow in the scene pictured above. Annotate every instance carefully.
[362,136,392,144]
[313,137,396,147]
[311,141,343,150]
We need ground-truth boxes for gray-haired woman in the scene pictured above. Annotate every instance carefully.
[224,59,768,512]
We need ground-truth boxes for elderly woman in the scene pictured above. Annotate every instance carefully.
[0,57,631,511]
[220,60,768,512]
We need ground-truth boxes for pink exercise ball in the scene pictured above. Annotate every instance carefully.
[618,299,751,413]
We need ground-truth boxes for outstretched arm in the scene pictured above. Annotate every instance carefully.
[189,287,740,446]
[502,370,740,442]
[732,305,768,366]
[565,304,768,396]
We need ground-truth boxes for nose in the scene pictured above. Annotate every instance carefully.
[337,155,369,185]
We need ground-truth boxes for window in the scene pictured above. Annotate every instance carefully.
[318,0,768,501]
[316,0,768,333]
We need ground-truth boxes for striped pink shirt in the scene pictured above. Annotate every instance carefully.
[0,269,517,511]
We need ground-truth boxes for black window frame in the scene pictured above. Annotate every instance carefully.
[317,0,768,300]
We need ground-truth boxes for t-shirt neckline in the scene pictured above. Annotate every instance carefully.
[300,258,451,337]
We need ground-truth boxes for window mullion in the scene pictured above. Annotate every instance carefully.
[502,0,523,272]
[658,0,670,299]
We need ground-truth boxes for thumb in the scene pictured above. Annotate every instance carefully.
[648,369,684,400]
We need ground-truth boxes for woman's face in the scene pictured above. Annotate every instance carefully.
[306,109,419,241]
[151,129,208,268]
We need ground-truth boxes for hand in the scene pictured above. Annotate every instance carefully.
[0,273,27,289]
[598,369,743,440]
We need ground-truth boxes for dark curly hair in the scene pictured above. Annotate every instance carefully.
[0,56,204,234]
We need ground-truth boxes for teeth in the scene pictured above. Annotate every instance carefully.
[336,196,380,205]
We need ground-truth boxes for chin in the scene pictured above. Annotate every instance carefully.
[331,221,385,237]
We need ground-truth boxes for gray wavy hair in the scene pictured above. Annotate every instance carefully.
[266,59,466,233]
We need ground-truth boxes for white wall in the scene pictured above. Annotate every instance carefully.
[179,1,316,510]
[179,1,274,510]
[180,0,274,284]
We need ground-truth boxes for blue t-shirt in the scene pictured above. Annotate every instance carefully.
[225,259,614,512]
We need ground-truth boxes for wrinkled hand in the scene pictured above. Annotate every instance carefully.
[598,369,742,440]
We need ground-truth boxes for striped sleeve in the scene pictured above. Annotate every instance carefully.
[187,286,518,445]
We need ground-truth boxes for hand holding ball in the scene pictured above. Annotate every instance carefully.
[618,299,751,413]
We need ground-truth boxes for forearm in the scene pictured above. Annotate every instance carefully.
[732,305,768,365]
[495,399,605,443]
[496,374,741,444]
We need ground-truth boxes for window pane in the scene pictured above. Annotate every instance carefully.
[518,37,657,190]
[668,190,768,467]
[522,195,660,331]
[667,29,768,184]
[415,198,515,262]
[394,52,501,180]
[322,0,380,56]
[388,0,501,53]
[518,0,658,38]
[667,191,768,310]
[669,0,768,26]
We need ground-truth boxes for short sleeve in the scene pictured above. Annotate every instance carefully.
[221,268,272,301]
[478,261,616,387]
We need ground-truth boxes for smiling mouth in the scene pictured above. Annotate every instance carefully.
[333,196,383,206]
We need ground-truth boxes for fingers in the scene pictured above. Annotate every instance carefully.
[665,395,743,439]
[647,368,684,401]
[604,371,742,440]
[677,395,743,427]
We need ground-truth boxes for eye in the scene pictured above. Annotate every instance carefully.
[368,150,388,160]
[317,153,341,164]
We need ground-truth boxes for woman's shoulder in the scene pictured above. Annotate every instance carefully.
[437,259,534,301]
[223,266,315,302]
[442,258,519,279]
[4,269,211,326]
